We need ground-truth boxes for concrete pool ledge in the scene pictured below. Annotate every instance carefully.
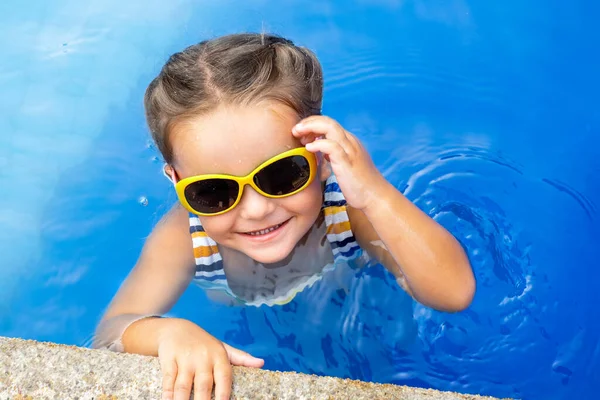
[0,336,509,400]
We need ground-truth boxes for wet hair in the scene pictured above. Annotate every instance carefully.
[144,33,324,164]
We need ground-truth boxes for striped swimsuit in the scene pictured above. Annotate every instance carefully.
[188,174,363,306]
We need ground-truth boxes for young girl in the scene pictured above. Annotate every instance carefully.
[94,33,475,400]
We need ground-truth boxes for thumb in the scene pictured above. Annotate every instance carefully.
[222,343,265,368]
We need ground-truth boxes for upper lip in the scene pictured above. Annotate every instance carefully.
[239,219,289,234]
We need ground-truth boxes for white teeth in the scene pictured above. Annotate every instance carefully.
[247,223,281,236]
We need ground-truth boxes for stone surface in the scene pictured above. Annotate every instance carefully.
[0,336,509,399]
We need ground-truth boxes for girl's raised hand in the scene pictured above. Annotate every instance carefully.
[292,116,386,211]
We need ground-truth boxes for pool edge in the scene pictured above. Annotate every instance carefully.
[0,336,510,399]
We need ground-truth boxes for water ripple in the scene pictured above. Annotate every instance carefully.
[324,49,504,108]
[378,144,593,397]
[541,178,596,220]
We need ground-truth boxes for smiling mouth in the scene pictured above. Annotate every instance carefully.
[242,219,290,236]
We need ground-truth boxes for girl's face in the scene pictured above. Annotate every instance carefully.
[169,102,325,264]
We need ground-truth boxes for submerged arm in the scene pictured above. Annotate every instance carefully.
[348,183,475,312]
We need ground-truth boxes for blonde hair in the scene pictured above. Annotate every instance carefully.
[144,33,323,163]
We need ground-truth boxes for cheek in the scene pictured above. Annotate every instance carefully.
[284,181,323,216]
[199,213,237,238]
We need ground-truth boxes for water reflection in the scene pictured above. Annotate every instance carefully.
[1,1,599,399]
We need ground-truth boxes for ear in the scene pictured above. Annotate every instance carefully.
[162,164,178,184]
[317,153,332,182]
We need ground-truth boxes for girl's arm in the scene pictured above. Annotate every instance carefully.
[293,116,475,312]
[347,190,475,312]
[94,204,196,352]
[94,204,263,400]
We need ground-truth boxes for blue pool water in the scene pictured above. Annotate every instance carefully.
[1,1,599,399]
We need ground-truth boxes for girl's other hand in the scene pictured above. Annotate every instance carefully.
[157,318,264,400]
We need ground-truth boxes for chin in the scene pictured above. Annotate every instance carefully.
[246,243,295,264]
[249,251,291,265]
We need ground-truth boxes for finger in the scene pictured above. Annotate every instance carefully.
[223,343,265,368]
[305,139,351,166]
[160,357,178,400]
[295,114,333,127]
[193,369,214,400]
[298,132,319,146]
[292,116,348,144]
[173,364,194,400]
[290,115,325,138]
[291,125,324,148]
[294,118,355,155]
[213,360,233,400]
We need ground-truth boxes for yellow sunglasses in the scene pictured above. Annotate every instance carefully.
[173,147,317,216]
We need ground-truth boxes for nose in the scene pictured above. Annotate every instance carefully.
[237,184,276,220]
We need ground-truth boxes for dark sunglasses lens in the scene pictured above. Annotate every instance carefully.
[184,179,239,214]
[254,155,311,196]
